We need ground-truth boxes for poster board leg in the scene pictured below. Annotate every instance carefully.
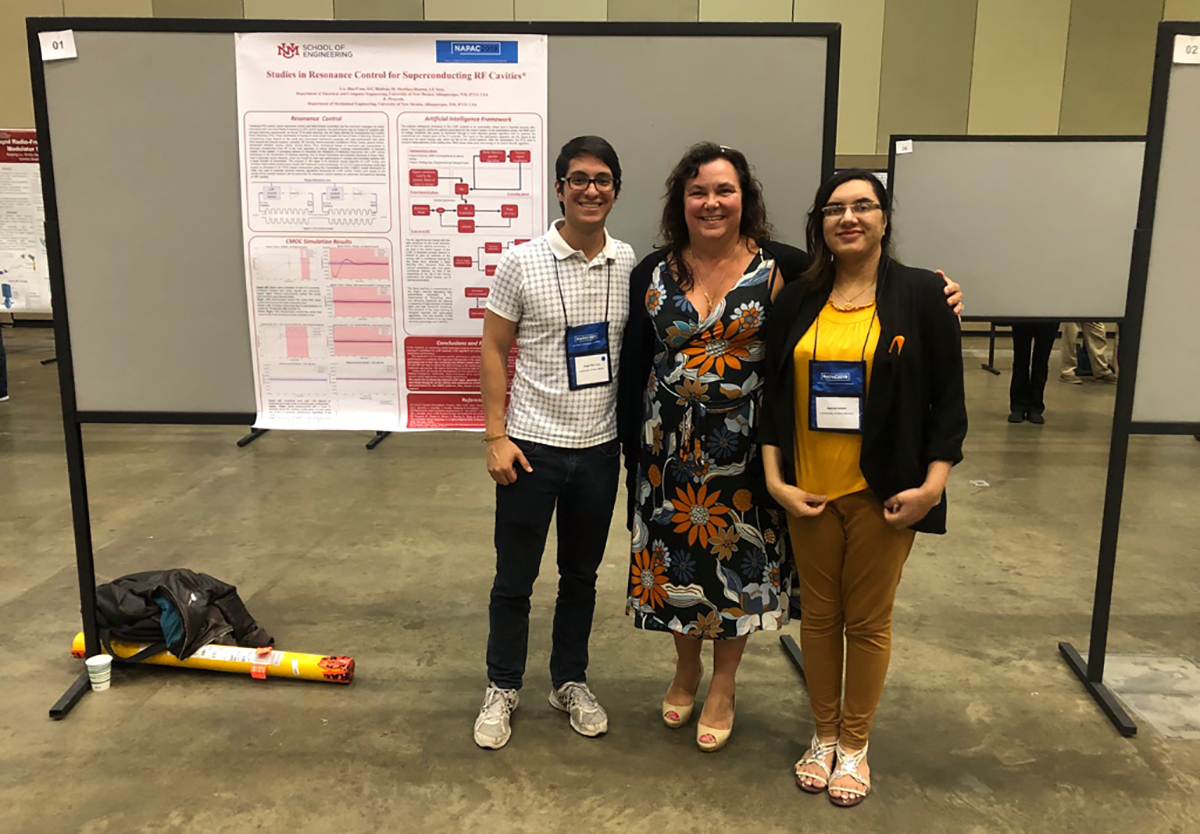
[237,428,269,447]
[41,356,57,366]
[1058,642,1137,736]
[366,431,391,450]
[49,670,90,720]
[980,322,1002,375]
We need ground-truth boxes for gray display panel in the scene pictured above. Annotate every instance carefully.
[1132,63,1200,424]
[548,36,829,258]
[39,27,835,416]
[44,32,255,415]
[889,139,1143,320]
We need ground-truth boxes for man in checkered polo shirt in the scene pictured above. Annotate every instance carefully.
[474,136,637,749]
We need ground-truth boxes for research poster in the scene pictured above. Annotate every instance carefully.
[235,34,546,430]
[0,129,50,314]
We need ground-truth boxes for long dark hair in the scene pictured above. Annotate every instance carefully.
[801,169,894,292]
[658,142,774,291]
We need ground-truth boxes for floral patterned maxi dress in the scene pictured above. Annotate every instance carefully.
[627,253,789,639]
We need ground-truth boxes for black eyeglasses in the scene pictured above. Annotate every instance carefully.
[560,173,617,192]
[820,200,883,219]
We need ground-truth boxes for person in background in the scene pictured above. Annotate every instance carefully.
[1059,321,1117,384]
[1008,321,1059,424]
[761,169,967,806]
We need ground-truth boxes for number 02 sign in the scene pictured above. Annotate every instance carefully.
[1175,35,1200,65]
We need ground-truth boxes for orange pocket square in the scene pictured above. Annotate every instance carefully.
[889,335,906,355]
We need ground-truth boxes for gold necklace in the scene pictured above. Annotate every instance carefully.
[832,280,875,311]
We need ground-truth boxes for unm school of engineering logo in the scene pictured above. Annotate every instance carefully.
[278,42,354,59]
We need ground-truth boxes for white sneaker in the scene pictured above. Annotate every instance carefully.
[549,681,609,737]
[474,683,519,749]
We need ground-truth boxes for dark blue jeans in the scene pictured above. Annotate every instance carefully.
[486,437,620,691]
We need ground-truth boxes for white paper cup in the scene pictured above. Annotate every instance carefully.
[85,654,113,692]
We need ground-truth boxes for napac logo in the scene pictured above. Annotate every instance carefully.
[452,41,501,56]
[278,42,300,59]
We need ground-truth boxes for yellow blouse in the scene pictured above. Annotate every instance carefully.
[792,300,881,501]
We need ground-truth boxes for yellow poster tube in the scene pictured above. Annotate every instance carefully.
[71,633,354,684]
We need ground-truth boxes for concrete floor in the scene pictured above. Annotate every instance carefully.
[1,324,1198,834]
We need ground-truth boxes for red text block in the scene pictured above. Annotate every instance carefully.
[458,219,475,233]
[501,205,519,218]
[454,183,470,195]
[453,256,473,267]
[409,169,438,186]
[457,204,475,217]
[508,150,531,163]
[479,150,506,163]
[411,205,431,216]
[484,242,503,254]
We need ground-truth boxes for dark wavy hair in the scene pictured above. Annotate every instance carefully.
[658,142,774,292]
[801,169,894,293]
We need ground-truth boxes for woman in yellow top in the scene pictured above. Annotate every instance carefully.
[760,170,967,806]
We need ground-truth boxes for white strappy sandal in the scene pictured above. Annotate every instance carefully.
[793,733,838,793]
[829,741,871,807]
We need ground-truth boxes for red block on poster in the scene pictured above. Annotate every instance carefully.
[484,242,503,254]
[513,239,530,245]
[455,183,470,195]
[465,287,490,298]
[468,308,486,319]
[501,205,519,219]
[409,169,438,186]
[457,204,475,217]
[412,205,431,216]
[479,150,506,163]
[453,256,473,267]
[485,265,497,277]
[508,150,531,163]
[458,219,475,233]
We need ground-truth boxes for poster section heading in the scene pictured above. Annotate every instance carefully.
[0,129,51,314]
[235,33,546,432]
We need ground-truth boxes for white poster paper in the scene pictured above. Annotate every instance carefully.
[235,34,546,430]
[0,129,51,314]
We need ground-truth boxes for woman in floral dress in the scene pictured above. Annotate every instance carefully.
[618,143,807,750]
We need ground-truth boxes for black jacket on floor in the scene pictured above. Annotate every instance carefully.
[95,569,273,659]
[760,257,967,534]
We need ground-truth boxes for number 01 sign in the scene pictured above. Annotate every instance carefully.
[38,30,78,61]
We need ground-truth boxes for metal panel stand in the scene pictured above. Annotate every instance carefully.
[980,323,1002,375]
[49,671,91,720]
[779,635,806,684]
[366,431,391,450]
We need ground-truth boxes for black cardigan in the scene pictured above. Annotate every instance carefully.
[759,257,967,534]
[616,239,811,527]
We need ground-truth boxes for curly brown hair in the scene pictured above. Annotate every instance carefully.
[658,142,774,292]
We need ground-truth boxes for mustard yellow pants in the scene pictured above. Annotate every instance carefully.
[787,489,915,749]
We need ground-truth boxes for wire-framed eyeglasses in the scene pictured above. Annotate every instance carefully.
[820,200,883,219]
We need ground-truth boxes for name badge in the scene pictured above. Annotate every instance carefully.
[809,360,866,434]
[566,321,612,390]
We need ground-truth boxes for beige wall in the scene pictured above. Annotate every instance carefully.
[244,0,332,18]
[2,2,1192,146]
[1,0,63,128]
[1165,0,1200,19]
[877,0,979,152]
[968,0,1071,135]
[1060,0,1164,135]
[794,2,885,155]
